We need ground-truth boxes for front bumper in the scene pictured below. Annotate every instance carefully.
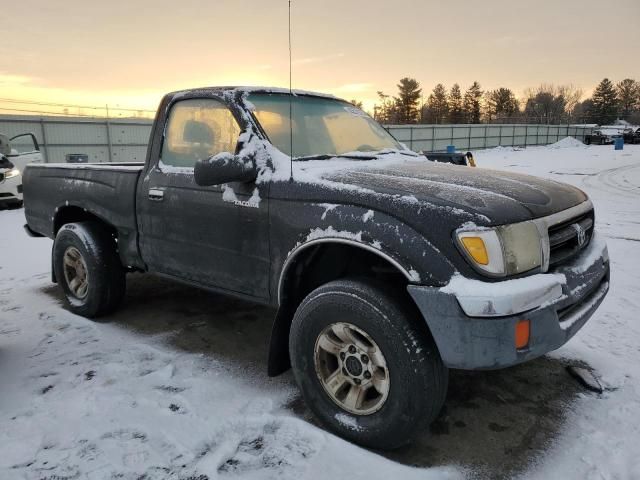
[0,173,23,205]
[408,233,610,370]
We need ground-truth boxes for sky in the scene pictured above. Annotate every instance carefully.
[1,0,639,115]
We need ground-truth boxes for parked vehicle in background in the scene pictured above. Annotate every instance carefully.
[423,151,476,167]
[0,153,23,208]
[0,133,43,173]
[623,127,640,144]
[0,132,43,208]
[22,86,610,450]
[584,129,617,145]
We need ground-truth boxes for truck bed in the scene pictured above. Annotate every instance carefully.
[23,162,145,268]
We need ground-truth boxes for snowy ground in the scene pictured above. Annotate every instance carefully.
[1,140,639,480]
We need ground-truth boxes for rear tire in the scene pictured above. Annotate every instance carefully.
[289,278,448,450]
[53,222,126,318]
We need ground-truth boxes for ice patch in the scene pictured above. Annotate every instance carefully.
[362,210,374,222]
[318,203,339,220]
[305,226,363,243]
[222,185,239,202]
[335,413,362,432]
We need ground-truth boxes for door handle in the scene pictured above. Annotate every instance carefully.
[148,188,164,201]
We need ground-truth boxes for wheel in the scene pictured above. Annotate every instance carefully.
[585,137,591,145]
[53,222,126,318]
[289,278,448,450]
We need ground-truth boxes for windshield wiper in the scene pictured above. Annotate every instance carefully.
[295,153,377,161]
[376,149,419,157]
[295,154,337,161]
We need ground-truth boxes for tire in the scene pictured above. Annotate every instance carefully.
[585,137,591,145]
[53,222,126,318]
[289,278,448,450]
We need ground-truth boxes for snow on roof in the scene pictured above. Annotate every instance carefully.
[598,127,625,136]
[169,86,339,100]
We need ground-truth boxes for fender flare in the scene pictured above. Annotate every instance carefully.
[268,237,417,376]
[277,237,415,305]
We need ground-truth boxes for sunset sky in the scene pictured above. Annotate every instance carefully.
[2,0,639,114]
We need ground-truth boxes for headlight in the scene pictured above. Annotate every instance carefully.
[456,221,542,277]
[5,168,20,179]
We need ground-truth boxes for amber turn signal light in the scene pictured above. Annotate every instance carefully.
[460,237,489,265]
[515,320,530,349]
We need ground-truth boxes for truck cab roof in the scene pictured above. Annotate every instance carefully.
[167,86,339,101]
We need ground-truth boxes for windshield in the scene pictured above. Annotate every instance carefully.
[248,93,401,159]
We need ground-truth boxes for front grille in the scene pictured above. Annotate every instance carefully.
[0,192,11,198]
[548,210,594,267]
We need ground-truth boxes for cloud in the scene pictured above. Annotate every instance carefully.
[0,73,35,86]
[293,53,345,65]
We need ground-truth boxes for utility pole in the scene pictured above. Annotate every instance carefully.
[105,104,114,163]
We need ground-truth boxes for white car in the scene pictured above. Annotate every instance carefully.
[0,133,43,208]
[0,156,23,207]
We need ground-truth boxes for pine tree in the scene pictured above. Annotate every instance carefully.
[463,82,483,123]
[425,84,449,124]
[590,78,619,124]
[394,78,422,124]
[448,84,464,123]
[616,79,640,119]
[486,88,519,122]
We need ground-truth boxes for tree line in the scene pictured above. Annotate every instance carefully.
[363,77,640,125]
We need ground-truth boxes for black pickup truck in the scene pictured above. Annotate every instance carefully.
[23,87,610,450]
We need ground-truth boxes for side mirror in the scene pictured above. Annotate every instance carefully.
[194,153,257,186]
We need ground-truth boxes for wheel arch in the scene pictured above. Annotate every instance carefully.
[268,239,423,377]
[51,206,120,282]
[278,238,415,304]
[53,205,117,237]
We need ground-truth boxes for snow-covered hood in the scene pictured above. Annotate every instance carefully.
[320,158,588,224]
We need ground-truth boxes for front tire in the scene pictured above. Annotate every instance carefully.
[53,222,126,318]
[289,279,448,450]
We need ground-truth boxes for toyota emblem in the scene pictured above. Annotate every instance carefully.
[572,223,587,247]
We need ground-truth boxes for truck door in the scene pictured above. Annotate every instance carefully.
[137,97,270,300]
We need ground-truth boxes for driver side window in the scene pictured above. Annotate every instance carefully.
[161,98,241,169]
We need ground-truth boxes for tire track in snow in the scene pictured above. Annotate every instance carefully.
[582,162,640,199]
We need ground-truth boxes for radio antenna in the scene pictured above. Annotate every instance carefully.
[288,0,294,181]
